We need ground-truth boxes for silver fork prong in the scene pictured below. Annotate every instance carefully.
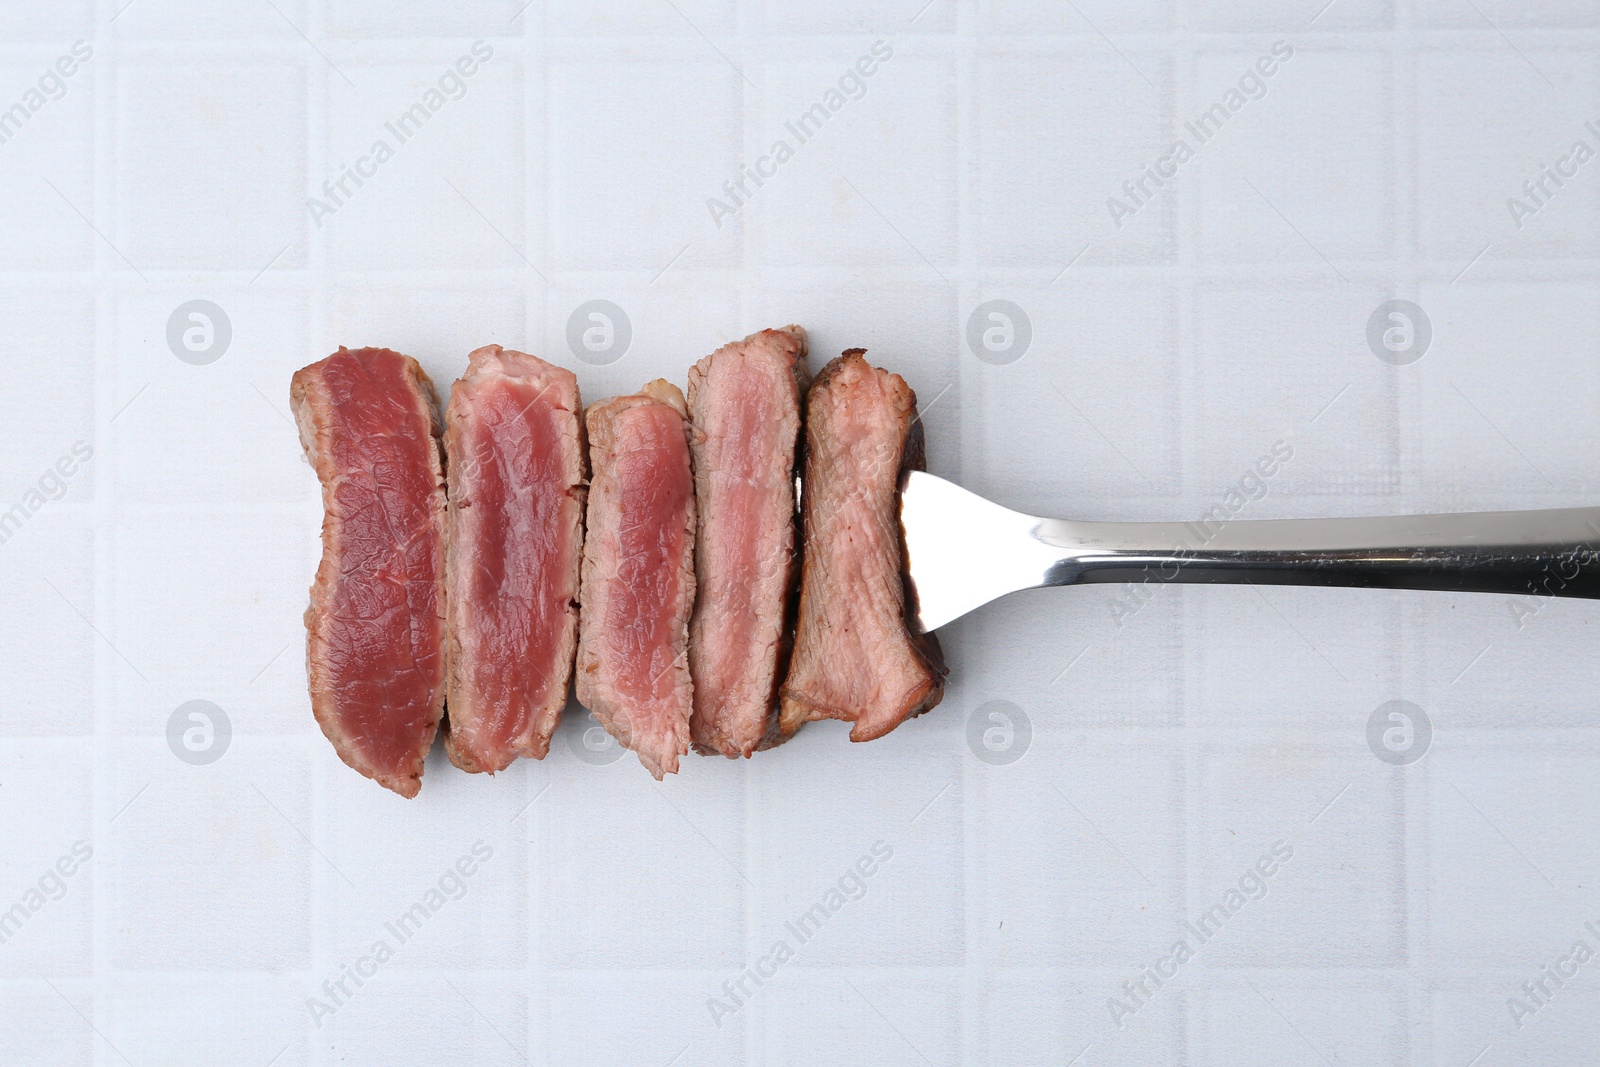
[901,471,1600,632]
[900,471,1058,633]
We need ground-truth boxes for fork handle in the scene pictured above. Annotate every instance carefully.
[1035,508,1600,600]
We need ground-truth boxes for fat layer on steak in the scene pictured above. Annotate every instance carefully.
[291,347,448,798]
[779,349,946,741]
[687,325,808,759]
[443,345,586,774]
[575,379,697,778]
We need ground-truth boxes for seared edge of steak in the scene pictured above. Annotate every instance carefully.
[442,344,587,774]
[686,325,808,759]
[777,348,947,742]
[290,347,448,798]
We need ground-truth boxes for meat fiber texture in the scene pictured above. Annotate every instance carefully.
[687,326,808,759]
[576,380,697,779]
[291,347,448,798]
[779,349,946,741]
[443,345,586,774]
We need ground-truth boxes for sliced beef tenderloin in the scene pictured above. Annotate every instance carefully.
[575,380,697,778]
[779,349,946,742]
[443,345,586,774]
[686,325,808,759]
[291,347,448,798]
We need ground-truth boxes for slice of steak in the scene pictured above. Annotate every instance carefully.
[575,380,697,778]
[686,326,808,759]
[443,345,586,774]
[291,347,448,798]
[779,349,946,741]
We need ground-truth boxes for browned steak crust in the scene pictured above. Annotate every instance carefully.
[779,349,946,741]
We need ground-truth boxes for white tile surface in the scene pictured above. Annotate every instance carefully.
[977,50,1175,265]
[3,5,1600,1065]
[548,0,738,36]
[755,976,961,1066]
[981,974,1186,1066]
[539,761,748,968]
[1194,0,1393,31]
[0,56,96,271]
[1194,46,1395,264]
[113,62,308,271]
[313,978,529,1065]
[547,56,742,270]
[110,0,309,41]
[0,285,97,479]
[1192,979,1410,1066]
[755,52,958,271]
[0,985,96,1064]
[323,0,528,39]
[0,5,94,41]
[323,56,527,272]
[971,743,1183,968]
[102,977,307,1065]
[548,973,742,1066]
[0,742,94,978]
[0,513,95,735]
[105,739,313,972]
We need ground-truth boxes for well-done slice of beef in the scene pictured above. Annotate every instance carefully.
[291,347,448,798]
[779,349,946,741]
[442,345,586,774]
[575,380,697,778]
[687,325,808,759]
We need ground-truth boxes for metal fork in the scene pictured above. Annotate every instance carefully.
[901,471,1600,632]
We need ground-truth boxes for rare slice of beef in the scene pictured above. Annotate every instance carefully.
[686,326,808,758]
[442,345,586,774]
[779,349,946,741]
[575,380,697,778]
[291,347,448,798]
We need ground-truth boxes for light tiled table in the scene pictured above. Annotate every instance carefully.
[2,2,1598,1064]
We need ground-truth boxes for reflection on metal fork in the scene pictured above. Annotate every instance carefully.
[900,471,1600,632]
